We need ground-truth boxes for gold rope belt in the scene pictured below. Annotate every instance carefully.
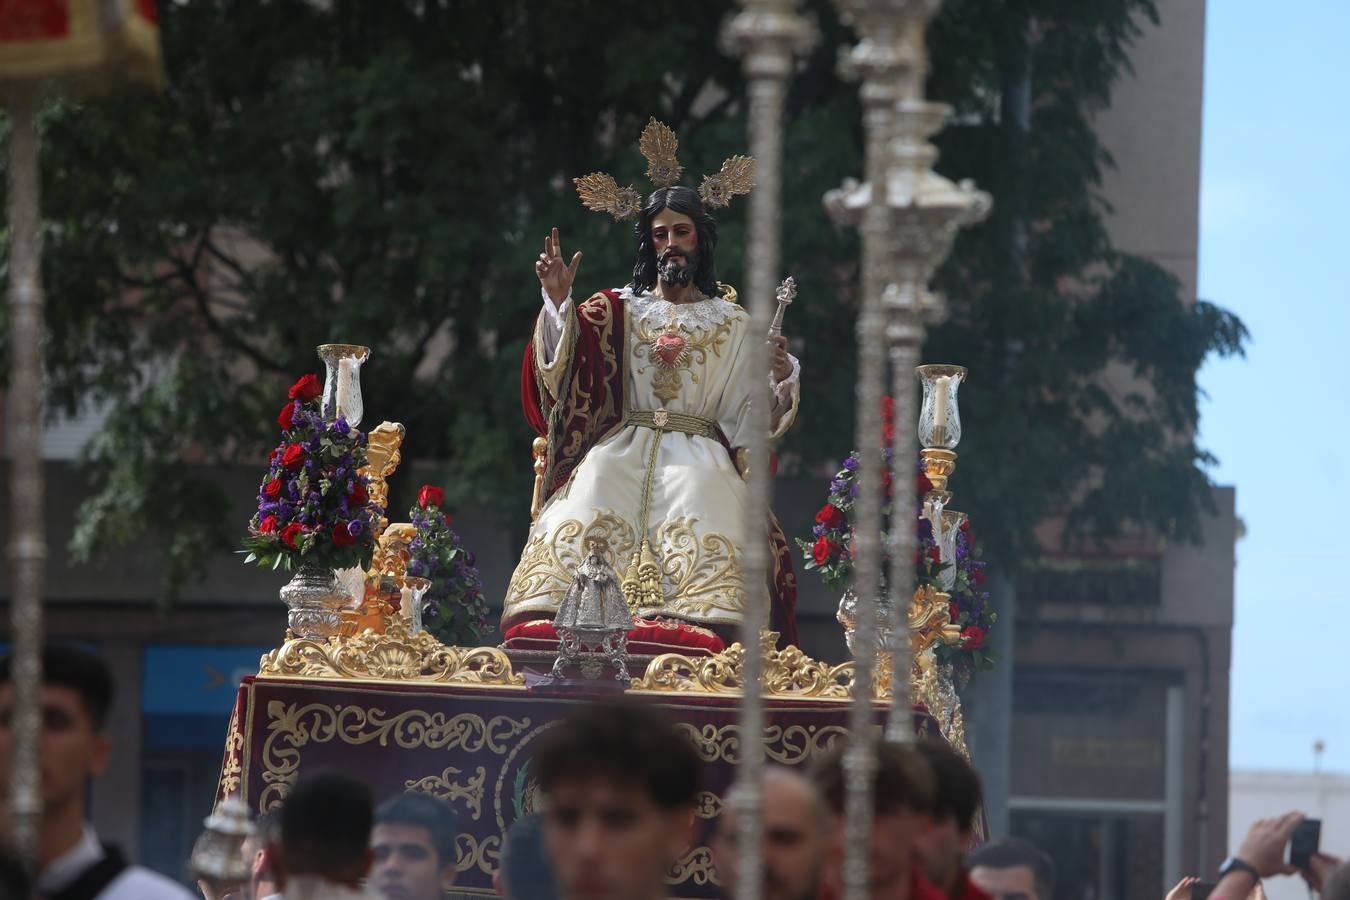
[624,408,719,439]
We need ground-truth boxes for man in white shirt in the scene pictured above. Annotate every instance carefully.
[0,645,195,900]
[268,771,382,900]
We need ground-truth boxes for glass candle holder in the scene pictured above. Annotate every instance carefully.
[318,344,371,428]
[916,364,967,449]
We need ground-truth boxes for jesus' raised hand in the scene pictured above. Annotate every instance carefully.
[536,226,583,307]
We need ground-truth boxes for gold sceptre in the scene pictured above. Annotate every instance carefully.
[768,275,796,337]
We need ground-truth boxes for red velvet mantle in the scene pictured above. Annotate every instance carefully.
[217,676,942,898]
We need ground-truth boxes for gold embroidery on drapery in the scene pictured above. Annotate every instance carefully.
[504,511,638,614]
[633,314,734,403]
[405,765,488,821]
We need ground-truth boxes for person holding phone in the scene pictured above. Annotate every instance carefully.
[1211,812,1337,900]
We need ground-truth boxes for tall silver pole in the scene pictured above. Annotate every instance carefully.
[830,4,908,897]
[877,5,992,741]
[6,85,48,864]
[725,6,810,900]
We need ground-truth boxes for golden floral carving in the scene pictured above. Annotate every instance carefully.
[668,845,719,887]
[694,790,723,820]
[634,630,885,700]
[359,421,406,542]
[216,702,245,800]
[258,702,529,811]
[258,618,524,686]
[679,722,847,766]
[405,765,488,821]
[454,832,501,876]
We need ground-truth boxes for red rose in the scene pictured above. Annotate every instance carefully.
[280,522,305,550]
[348,482,369,507]
[960,625,986,649]
[331,522,356,547]
[258,515,279,534]
[814,504,846,530]
[277,402,297,431]
[927,545,942,565]
[960,518,972,534]
[882,422,896,446]
[418,484,445,509]
[948,600,962,623]
[812,536,838,566]
[280,444,306,471]
[288,373,322,403]
[264,478,283,500]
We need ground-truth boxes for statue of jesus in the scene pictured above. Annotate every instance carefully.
[503,122,800,641]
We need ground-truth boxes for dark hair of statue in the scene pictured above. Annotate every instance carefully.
[375,791,459,868]
[631,186,719,297]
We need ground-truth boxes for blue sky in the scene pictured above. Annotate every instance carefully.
[1199,0,1350,773]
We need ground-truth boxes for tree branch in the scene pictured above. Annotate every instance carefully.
[174,234,287,374]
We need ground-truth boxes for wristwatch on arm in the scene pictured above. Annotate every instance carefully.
[1213,857,1263,900]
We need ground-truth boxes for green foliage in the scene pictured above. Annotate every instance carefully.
[1,0,1245,596]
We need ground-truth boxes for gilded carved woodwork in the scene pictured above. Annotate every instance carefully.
[259,618,524,687]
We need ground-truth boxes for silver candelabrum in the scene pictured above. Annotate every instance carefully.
[825,1,990,899]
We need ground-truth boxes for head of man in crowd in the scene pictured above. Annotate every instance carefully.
[371,791,459,900]
[270,771,375,891]
[913,740,984,898]
[712,766,827,900]
[238,809,280,900]
[533,698,700,900]
[967,838,1055,900]
[0,646,114,862]
[495,814,559,900]
[814,739,938,897]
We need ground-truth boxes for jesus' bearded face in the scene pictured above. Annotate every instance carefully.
[651,209,699,288]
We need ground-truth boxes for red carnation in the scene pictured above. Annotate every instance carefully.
[280,444,306,471]
[961,625,986,649]
[418,484,445,509]
[348,482,369,507]
[814,504,846,530]
[280,522,305,550]
[277,402,297,431]
[812,536,839,566]
[288,373,322,403]
[258,515,279,534]
[331,522,356,547]
[927,545,942,565]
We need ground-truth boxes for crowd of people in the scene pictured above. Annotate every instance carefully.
[0,645,1346,900]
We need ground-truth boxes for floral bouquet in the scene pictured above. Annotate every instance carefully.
[408,484,490,647]
[797,400,996,678]
[241,374,380,572]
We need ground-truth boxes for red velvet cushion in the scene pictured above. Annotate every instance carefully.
[503,617,726,657]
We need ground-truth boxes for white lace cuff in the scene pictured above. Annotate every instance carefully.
[538,287,573,365]
[770,352,801,405]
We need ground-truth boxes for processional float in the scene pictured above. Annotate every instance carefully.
[202,2,991,899]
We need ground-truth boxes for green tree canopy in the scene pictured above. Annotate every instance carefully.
[0,0,1245,596]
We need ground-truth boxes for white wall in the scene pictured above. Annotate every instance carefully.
[1229,769,1350,900]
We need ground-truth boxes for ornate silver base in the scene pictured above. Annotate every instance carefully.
[537,627,632,687]
[280,564,351,640]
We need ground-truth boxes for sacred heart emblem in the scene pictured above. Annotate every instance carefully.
[652,332,687,368]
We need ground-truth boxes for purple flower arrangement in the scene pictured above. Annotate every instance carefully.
[408,485,489,647]
[241,374,379,572]
[797,436,998,679]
